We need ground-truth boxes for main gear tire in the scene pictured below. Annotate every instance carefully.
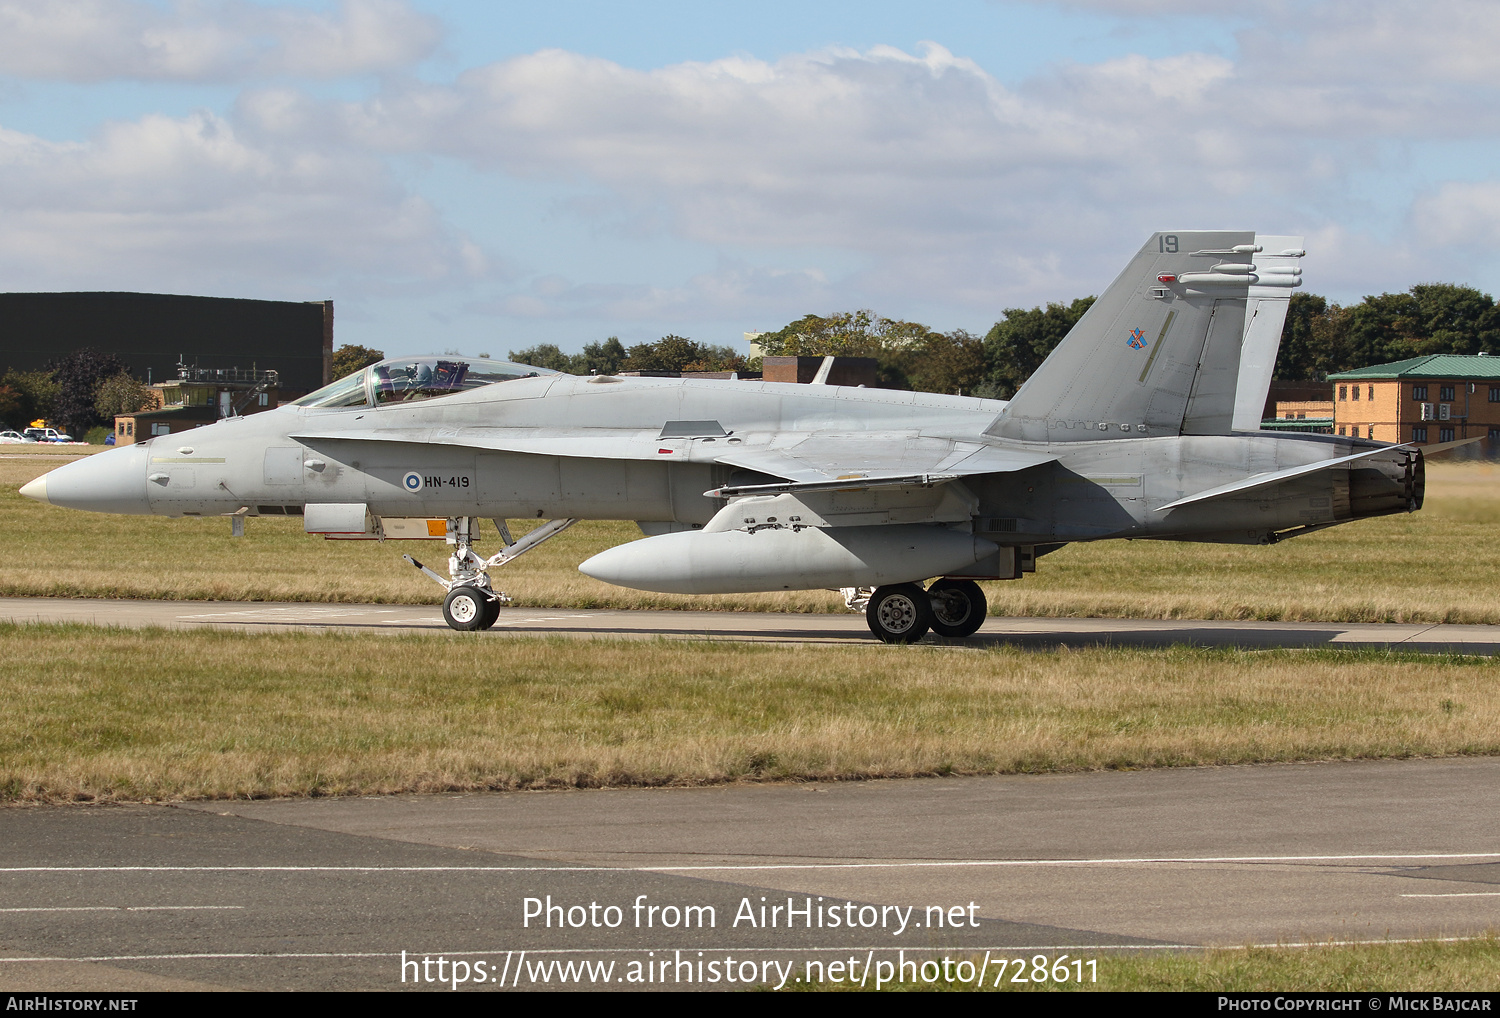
[928,578,987,638]
[866,583,932,644]
[443,585,488,632]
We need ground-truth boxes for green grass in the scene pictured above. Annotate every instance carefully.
[3,452,1498,622]
[4,624,1499,801]
[799,938,1500,991]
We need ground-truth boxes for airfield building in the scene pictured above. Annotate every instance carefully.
[113,365,280,445]
[1327,353,1500,449]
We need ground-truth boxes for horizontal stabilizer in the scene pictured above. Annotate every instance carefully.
[1156,444,1413,512]
[1416,434,1490,457]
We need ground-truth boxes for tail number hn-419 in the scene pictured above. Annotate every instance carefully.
[403,471,471,491]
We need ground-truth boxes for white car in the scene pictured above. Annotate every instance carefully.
[0,430,33,444]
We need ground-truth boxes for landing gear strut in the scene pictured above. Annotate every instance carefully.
[407,516,578,632]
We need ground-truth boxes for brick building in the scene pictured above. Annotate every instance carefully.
[1327,354,1500,448]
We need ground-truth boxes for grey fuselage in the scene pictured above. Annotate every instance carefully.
[73,373,1419,547]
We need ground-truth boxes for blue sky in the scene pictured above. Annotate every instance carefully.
[3,0,1499,360]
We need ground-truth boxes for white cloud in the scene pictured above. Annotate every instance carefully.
[294,13,1500,312]
[9,1,1500,336]
[1412,181,1500,251]
[0,0,440,81]
[259,42,1300,310]
[475,260,834,324]
[0,111,481,294]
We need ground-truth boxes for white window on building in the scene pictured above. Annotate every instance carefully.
[151,423,170,436]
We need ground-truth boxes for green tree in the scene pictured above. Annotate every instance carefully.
[93,371,157,420]
[756,310,932,358]
[508,343,576,372]
[621,335,747,373]
[331,344,385,380]
[979,297,1096,399]
[890,330,987,396]
[1305,283,1500,373]
[0,385,20,427]
[623,334,699,372]
[45,348,127,437]
[0,369,60,428]
[1274,292,1354,380]
[508,337,629,375]
[579,337,627,375]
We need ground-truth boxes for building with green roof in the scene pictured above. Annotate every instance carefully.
[1326,354,1500,449]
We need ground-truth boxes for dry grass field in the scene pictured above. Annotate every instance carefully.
[2,446,1497,622]
[2,624,1496,801]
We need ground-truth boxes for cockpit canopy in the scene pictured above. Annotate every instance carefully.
[293,356,559,409]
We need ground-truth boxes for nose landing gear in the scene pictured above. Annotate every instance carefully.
[443,585,501,631]
[408,516,578,631]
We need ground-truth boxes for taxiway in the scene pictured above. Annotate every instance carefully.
[2,596,1498,652]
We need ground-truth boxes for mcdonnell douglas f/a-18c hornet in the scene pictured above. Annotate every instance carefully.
[21,232,1426,641]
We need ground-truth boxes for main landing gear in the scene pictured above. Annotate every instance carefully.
[864,579,988,644]
[407,516,579,632]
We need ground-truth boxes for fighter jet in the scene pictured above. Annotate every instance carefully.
[20,232,1424,641]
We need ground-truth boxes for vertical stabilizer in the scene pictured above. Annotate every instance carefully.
[991,231,1262,442]
[1231,236,1305,430]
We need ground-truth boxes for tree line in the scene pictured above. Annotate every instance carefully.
[515,282,1500,397]
[0,349,154,439]
[8,282,1496,436]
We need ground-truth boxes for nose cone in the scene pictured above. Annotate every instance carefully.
[19,444,152,514]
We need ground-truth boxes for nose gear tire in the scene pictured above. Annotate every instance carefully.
[478,594,502,630]
[443,586,488,631]
[866,583,932,643]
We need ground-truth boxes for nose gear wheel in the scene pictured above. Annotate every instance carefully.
[444,585,492,631]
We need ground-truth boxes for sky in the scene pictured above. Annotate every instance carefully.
[3,0,1500,360]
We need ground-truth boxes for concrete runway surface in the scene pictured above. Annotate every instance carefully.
[2,759,1499,991]
[3,596,1499,652]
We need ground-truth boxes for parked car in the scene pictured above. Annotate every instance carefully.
[22,427,73,443]
[0,430,33,444]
